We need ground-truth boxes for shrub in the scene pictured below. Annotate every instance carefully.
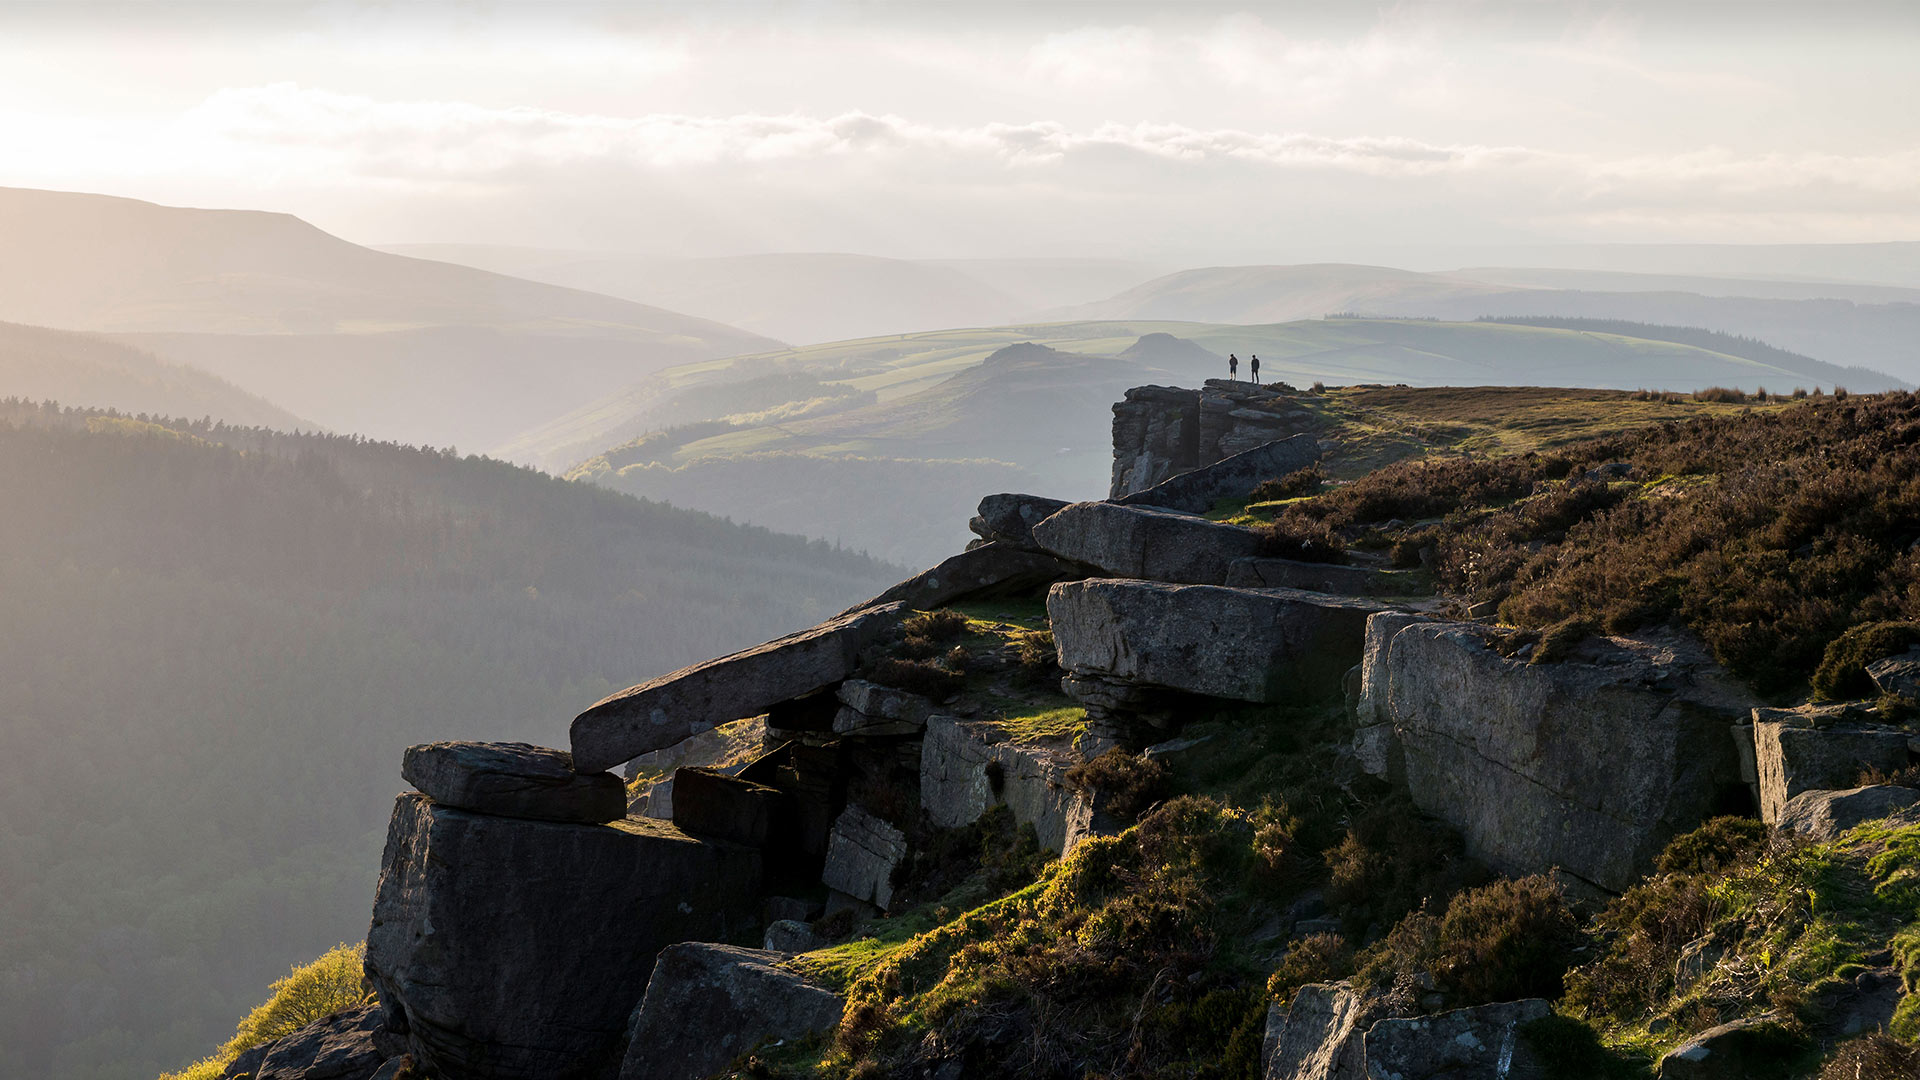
[1517,1014,1648,1080]
[1266,932,1354,1005]
[1693,386,1748,403]
[1529,615,1600,665]
[1812,621,1920,701]
[1325,796,1485,935]
[1860,762,1920,789]
[1357,875,1582,1007]
[1656,816,1769,876]
[866,657,965,697]
[1250,466,1325,503]
[159,942,374,1080]
[1066,748,1171,823]
[903,609,970,642]
[1819,1033,1920,1078]
[1012,629,1060,686]
[1257,517,1347,563]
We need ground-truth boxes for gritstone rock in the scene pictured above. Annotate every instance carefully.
[365,793,759,1080]
[1262,983,1366,1080]
[570,602,909,772]
[670,767,787,847]
[832,679,934,737]
[1361,999,1552,1079]
[1116,433,1321,515]
[1048,579,1388,703]
[1753,717,1912,823]
[617,943,844,1080]
[1777,785,1920,841]
[821,804,908,911]
[840,542,1077,616]
[250,1005,385,1080]
[969,493,1072,549]
[1030,502,1264,586]
[1225,556,1429,598]
[1867,648,1920,698]
[401,741,624,825]
[919,714,1093,855]
[1656,1015,1793,1080]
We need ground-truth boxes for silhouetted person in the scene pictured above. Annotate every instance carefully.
[1228,353,1239,381]
[1250,354,1261,384]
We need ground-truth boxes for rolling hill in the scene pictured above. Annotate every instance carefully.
[0,320,311,430]
[0,187,780,450]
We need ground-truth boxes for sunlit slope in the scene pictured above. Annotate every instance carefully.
[0,321,311,430]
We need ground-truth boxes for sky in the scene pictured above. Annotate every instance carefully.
[0,1,1916,262]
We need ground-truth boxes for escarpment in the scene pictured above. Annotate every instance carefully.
[297,384,1920,1080]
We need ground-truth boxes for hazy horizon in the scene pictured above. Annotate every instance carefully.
[5,1,1918,264]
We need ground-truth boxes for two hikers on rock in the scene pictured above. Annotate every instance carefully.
[1228,354,1261,383]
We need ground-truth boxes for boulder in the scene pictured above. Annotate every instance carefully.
[251,1005,385,1080]
[1261,983,1366,1080]
[1867,648,1920,698]
[1361,999,1552,1080]
[1048,579,1389,703]
[821,804,908,911]
[1777,785,1920,841]
[1116,433,1322,515]
[1030,502,1264,586]
[919,714,1093,855]
[1754,718,1911,823]
[970,493,1072,548]
[366,1058,415,1080]
[670,767,787,847]
[1111,385,1205,497]
[841,542,1077,616]
[763,919,825,954]
[401,741,624,825]
[221,1042,274,1080]
[1385,624,1754,892]
[832,680,934,737]
[571,602,909,772]
[1656,1015,1794,1079]
[618,943,844,1080]
[1356,612,1433,728]
[1226,557,1428,599]
[365,793,759,1080]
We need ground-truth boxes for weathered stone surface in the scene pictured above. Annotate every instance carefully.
[1356,612,1432,728]
[842,542,1078,616]
[401,741,624,825]
[1777,785,1920,841]
[1754,720,1910,823]
[1110,381,1320,498]
[365,793,760,1080]
[1868,648,1920,698]
[1226,557,1428,599]
[670,767,787,847]
[1362,999,1551,1079]
[571,602,909,772]
[1031,502,1264,586]
[970,492,1072,548]
[763,919,825,954]
[365,1057,414,1080]
[221,1041,273,1080]
[252,1006,385,1080]
[1262,983,1365,1080]
[1351,723,1403,784]
[1656,1015,1791,1079]
[1386,624,1754,892]
[821,804,908,911]
[831,680,934,736]
[1049,579,1389,703]
[618,944,844,1080]
[919,714,1093,854]
[1117,433,1322,515]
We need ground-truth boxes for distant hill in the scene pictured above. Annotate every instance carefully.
[1051,264,1511,324]
[0,320,310,430]
[0,187,779,450]
[0,400,897,1080]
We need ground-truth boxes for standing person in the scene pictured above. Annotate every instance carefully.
[1250,354,1261,384]
[1228,353,1239,381]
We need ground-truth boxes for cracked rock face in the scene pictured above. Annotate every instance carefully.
[821,804,908,911]
[1777,785,1920,841]
[1753,719,1912,823]
[1383,623,1754,893]
[919,714,1093,855]
[401,741,624,825]
[1031,502,1264,586]
[840,541,1078,616]
[1361,999,1552,1080]
[1262,983,1366,1080]
[249,1005,386,1080]
[1116,433,1321,516]
[618,944,844,1080]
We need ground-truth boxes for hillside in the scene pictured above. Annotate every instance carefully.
[0,187,780,450]
[0,402,898,1080]
[0,320,310,430]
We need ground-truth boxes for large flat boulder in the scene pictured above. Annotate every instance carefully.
[1753,717,1911,823]
[833,679,935,737]
[1225,557,1427,598]
[919,714,1093,855]
[1048,579,1388,703]
[1030,502,1263,586]
[1261,983,1365,1080]
[821,804,908,911]
[571,602,909,772]
[1386,624,1754,893]
[970,493,1072,549]
[365,793,760,1080]
[1777,785,1920,841]
[252,1006,386,1080]
[401,742,624,825]
[1117,433,1322,515]
[670,767,788,847]
[1362,999,1552,1079]
[1656,1014,1793,1079]
[840,542,1077,616]
[618,943,844,1080]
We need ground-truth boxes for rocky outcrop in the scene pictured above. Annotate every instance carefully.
[1868,648,1920,698]
[1262,983,1366,1080]
[833,679,934,737]
[1656,1015,1792,1079]
[1109,381,1321,498]
[970,493,1072,549]
[246,1006,385,1080]
[1031,501,1264,586]
[1384,624,1754,892]
[1777,785,1920,841]
[821,804,908,911]
[1116,433,1322,515]
[842,542,1077,615]
[400,742,624,825]
[365,794,759,1080]
[1226,557,1428,599]
[617,944,844,1080]
[670,767,788,847]
[1049,580,1387,704]
[1361,999,1552,1079]
[1753,715,1912,823]
[1353,612,1434,783]
[919,714,1093,855]
[571,602,909,772]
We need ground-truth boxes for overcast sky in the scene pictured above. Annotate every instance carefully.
[1,1,1915,261]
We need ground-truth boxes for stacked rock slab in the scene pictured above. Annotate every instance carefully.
[1751,710,1913,823]
[840,541,1078,616]
[1778,786,1920,841]
[1110,380,1319,498]
[969,492,1072,549]
[822,804,909,911]
[402,741,624,824]
[1031,501,1264,586]
[1116,432,1322,515]
[570,601,909,772]
[1381,624,1754,893]
[618,944,844,1080]
[1226,557,1429,599]
[919,714,1094,855]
